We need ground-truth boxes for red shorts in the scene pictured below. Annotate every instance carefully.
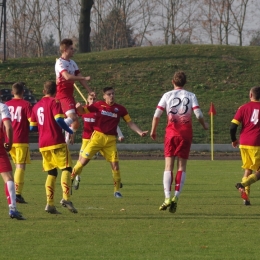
[59,97,76,115]
[164,135,191,159]
[0,147,12,173]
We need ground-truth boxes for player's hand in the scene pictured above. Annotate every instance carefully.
[150,132,156,140]
[85,76,91,81]
[4,143,12,152]
[140,131,148,137]
[89,91,96,98]
[76,102,82,109]
[232,140,239,148]
[118,136,124,142]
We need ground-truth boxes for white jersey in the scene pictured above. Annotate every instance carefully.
[55,57,80,99]
[155,89,200,140]
[0,103,11,141]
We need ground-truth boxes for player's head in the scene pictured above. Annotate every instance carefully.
[43,81,57,97]
[87,93,96,105]
[103,87,115,105]
[250,86,260,101]
[172,71,186,87]
[12,82,25,96]
[60,38,74,56]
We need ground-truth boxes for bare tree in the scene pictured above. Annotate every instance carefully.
[230,0,249,46]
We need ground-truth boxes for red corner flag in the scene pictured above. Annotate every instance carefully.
[208,102,216,115]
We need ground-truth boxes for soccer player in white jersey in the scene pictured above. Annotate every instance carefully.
[0,102,25,219]
[55,38,94,144]
[150,71,208,213]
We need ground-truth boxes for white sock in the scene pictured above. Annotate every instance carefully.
[6,181,16,209]
[163,171,173,199]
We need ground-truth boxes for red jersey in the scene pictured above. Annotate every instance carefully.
[30,97,66,151]
[6,98,32,144]
[81,110,96,139]
[232,101,260,146]
[55,57,80,99]
[84,101,131,136]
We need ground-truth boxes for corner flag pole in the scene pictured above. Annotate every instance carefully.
[56,58,88,103]
[208,102,216,161]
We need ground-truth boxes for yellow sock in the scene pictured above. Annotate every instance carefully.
[71,161,83,180]
[242,174,258,187]
[61,170,71,201]
[242,176,250,199]
[112,170,121,192]
[45,175,56,206]
[14,168,25,195]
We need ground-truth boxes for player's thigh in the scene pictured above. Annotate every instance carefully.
[82,132,103,159]
[240,148,253,169]
[0,148,12,173]
[60,97,76,115]
[52,146,72,169]
[164,136,191,159]
[41,146,72,171]
[244,148,260,171]
[80,139,90,154]
[9,146,30,164]
[101,137,118,162]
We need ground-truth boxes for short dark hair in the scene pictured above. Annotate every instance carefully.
[103,86,113,93]
[251,86,260,100]
[60,38,73,53]
[44,81,56,95]
[12,82,24,95]
[172,71,186,87]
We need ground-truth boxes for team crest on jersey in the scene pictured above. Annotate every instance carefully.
[114,108,119,112]
[55,99,60,103]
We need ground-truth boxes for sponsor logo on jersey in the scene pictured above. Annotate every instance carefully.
[84,118,95,123]
[101,110,118,118]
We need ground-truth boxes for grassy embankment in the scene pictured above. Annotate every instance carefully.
[1,45,259,144]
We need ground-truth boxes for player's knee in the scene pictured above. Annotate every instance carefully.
[62,167,72,172]
[48,168,58,177]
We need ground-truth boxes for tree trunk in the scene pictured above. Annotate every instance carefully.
[79,0,94,53]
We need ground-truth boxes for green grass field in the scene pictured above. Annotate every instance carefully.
[1,159,259,259]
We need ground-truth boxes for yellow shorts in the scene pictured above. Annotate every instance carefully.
[80,139,90,155]
[240,147,260,171]
[9,145,31,164]
[41,144,72,171]
[82,131,118,162]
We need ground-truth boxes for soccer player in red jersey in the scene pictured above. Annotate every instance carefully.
[0,101,25,219]
[6,82,32,203]
[232,86,260,205]
[30,81,78,214]
[72,87,147,198]
[55,38,94,144]
[150,71,208,213]
[73,93,124,190]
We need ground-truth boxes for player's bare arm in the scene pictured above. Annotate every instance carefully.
[127,121,148,137]
[3,119,13,152]
[76,103,85,115]
[150,117,160,140]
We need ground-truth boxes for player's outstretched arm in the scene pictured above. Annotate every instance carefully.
[127,121,148,137]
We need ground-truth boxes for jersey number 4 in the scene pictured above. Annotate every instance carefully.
[250,109,259,125]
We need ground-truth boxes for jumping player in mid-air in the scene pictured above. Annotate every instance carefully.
[55,38,94,144]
